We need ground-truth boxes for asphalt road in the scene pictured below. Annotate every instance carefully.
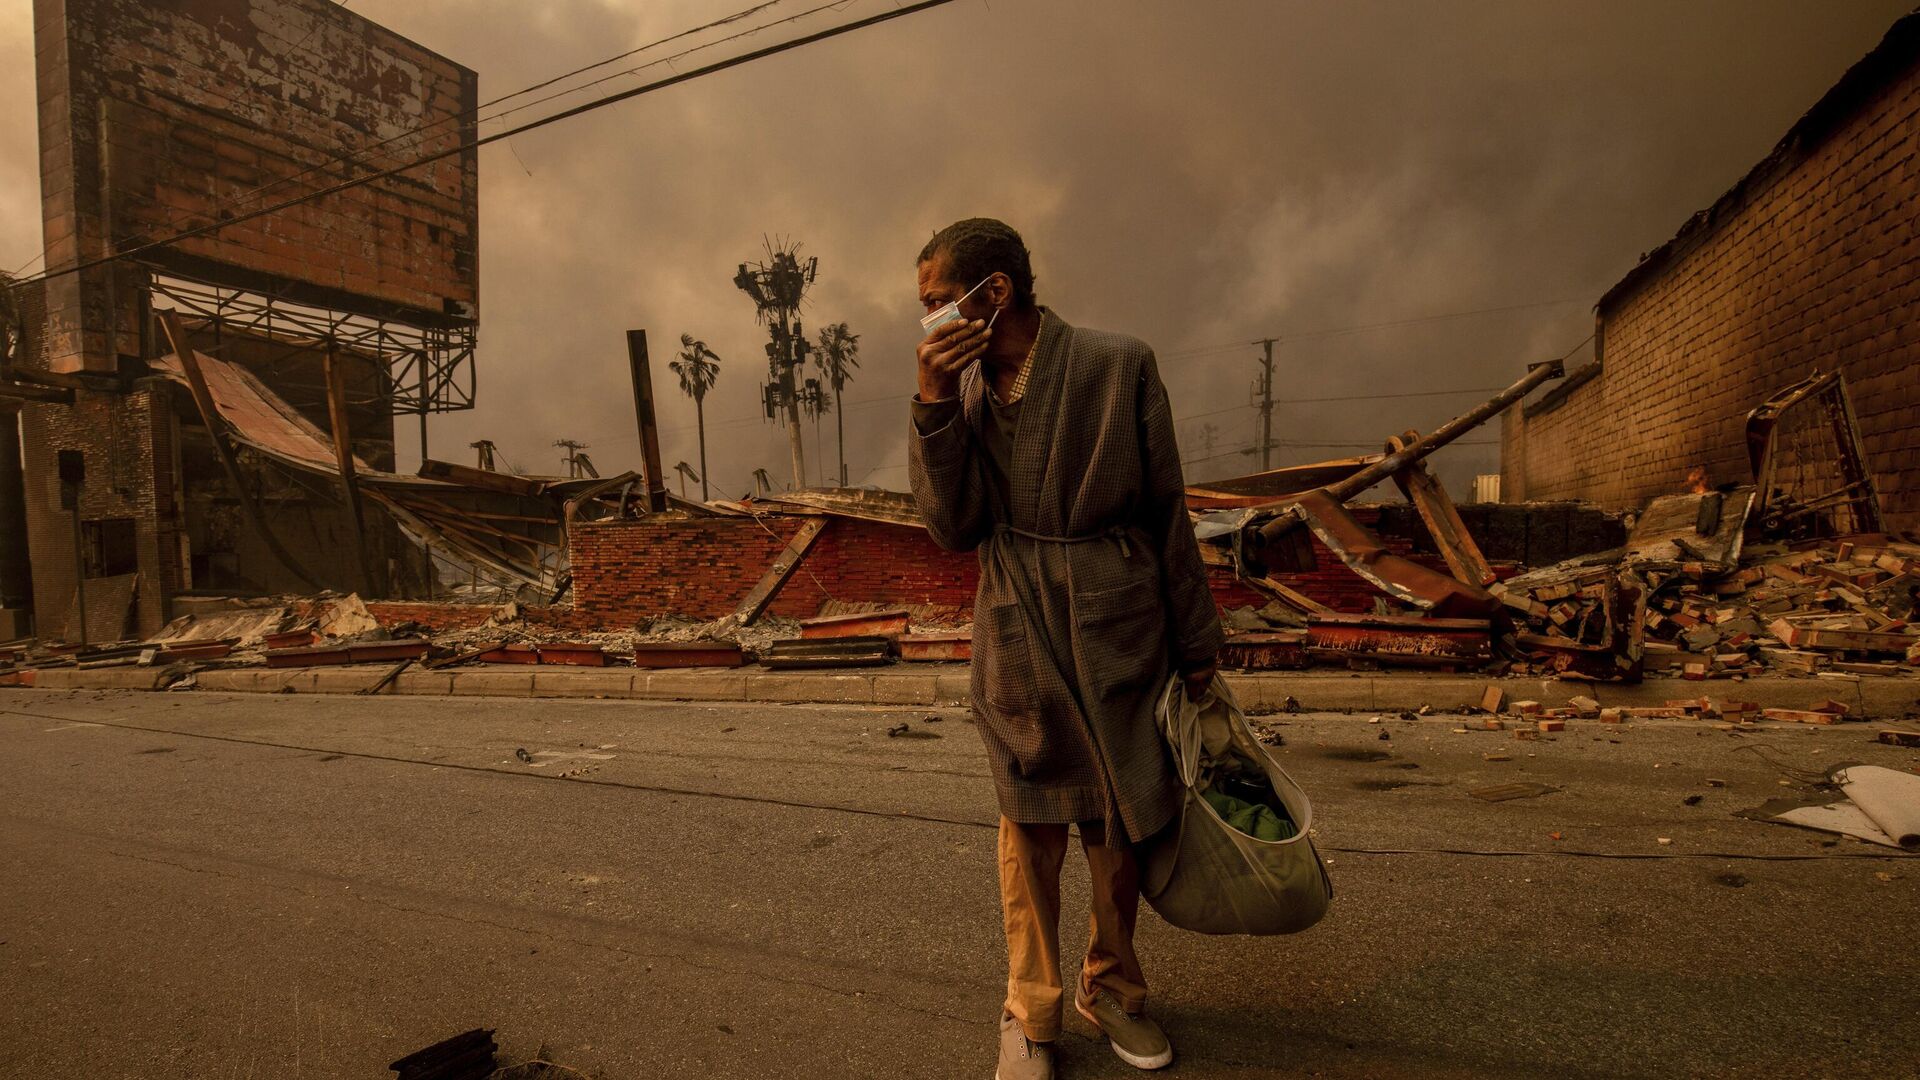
[1,688,1916,1079]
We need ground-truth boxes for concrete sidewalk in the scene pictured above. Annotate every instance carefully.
[13,661,1920,718]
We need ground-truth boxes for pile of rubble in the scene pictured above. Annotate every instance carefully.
[0,593,955,682]
[1496,529,1920,681]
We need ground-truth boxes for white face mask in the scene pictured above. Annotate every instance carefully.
[919,275,1000,336]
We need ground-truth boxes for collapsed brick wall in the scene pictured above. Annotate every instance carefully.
[1502,27,1920,532]
[566,510,1483,626]
[568,517,979,625]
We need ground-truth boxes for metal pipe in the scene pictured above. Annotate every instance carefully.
[1319,359,1564,504]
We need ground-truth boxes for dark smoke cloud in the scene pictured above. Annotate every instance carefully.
[2,0,1908,498]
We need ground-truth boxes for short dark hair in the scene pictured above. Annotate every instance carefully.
[917,218,1036,309]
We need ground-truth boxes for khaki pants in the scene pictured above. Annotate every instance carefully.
[998,816,1149,1042]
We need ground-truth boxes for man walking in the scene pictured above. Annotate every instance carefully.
[908,218,1222,1078]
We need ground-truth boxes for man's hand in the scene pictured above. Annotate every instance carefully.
[916,317,991,402]
[1180,660,1216,703]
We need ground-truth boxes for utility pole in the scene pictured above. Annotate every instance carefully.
[470,439,497,471]
[554,439,591,478]
[624,329,669,511]
[1251,338,1278,471]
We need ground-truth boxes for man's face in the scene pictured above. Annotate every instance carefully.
[917,255,996,321]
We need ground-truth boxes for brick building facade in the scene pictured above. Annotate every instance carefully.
[16,384,181,638]
[8,0,479,640]
[1502,13,1920,533]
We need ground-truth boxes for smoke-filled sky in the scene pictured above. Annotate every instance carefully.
[1,0,1910,498]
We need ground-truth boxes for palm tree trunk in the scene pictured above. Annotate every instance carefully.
[696,395,709,502]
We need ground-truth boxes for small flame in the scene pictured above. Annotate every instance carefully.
[1684,466,1710,495]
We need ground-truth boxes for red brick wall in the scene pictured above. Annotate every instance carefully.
[34,0,478,372]
[568,517,981,625]
[567,511,1455,626]
[1502,39,1920,532]
[356,602,496,632]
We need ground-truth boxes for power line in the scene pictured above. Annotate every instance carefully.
[1253,337,1276,470]
[640,380,1524,441]
[50,1,862,274]
[1181,440,1499,468]
[1173,384,1508,425]
[13,0,962,290]
[1158,295,1594,361]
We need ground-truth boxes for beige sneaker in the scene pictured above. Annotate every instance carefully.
[996,1012,1056,1080]
[1075,988,1173,1070]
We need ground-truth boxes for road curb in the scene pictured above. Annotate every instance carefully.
[7,662,1917,718]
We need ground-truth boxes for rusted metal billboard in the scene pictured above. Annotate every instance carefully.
[35,0,479,373]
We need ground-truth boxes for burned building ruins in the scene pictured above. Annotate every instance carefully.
[2,0,480,641]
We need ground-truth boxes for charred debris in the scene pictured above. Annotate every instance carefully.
[5,359,1913,686]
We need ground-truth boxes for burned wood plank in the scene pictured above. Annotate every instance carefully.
[323,346,379,596]
[1387,434,1495,587]
[1244,575,1336,615]
[357,658,413,695]
[1305,612,1491,667]
[1289,491,1499,618]
[800,609,910,640]
[761,634,892,669]
[1746,369,1884,535]
[734,517,829,626]
[1219,629,1311,670]
[416,459,546,497]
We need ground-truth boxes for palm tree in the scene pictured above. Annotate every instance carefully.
[813,322,860,487]
[671,334,722,500]
[800,379,831,487]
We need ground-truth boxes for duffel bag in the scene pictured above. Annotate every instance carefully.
[1139,674,1333,935]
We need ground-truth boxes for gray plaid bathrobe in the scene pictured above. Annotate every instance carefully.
[909,309,1223,843]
